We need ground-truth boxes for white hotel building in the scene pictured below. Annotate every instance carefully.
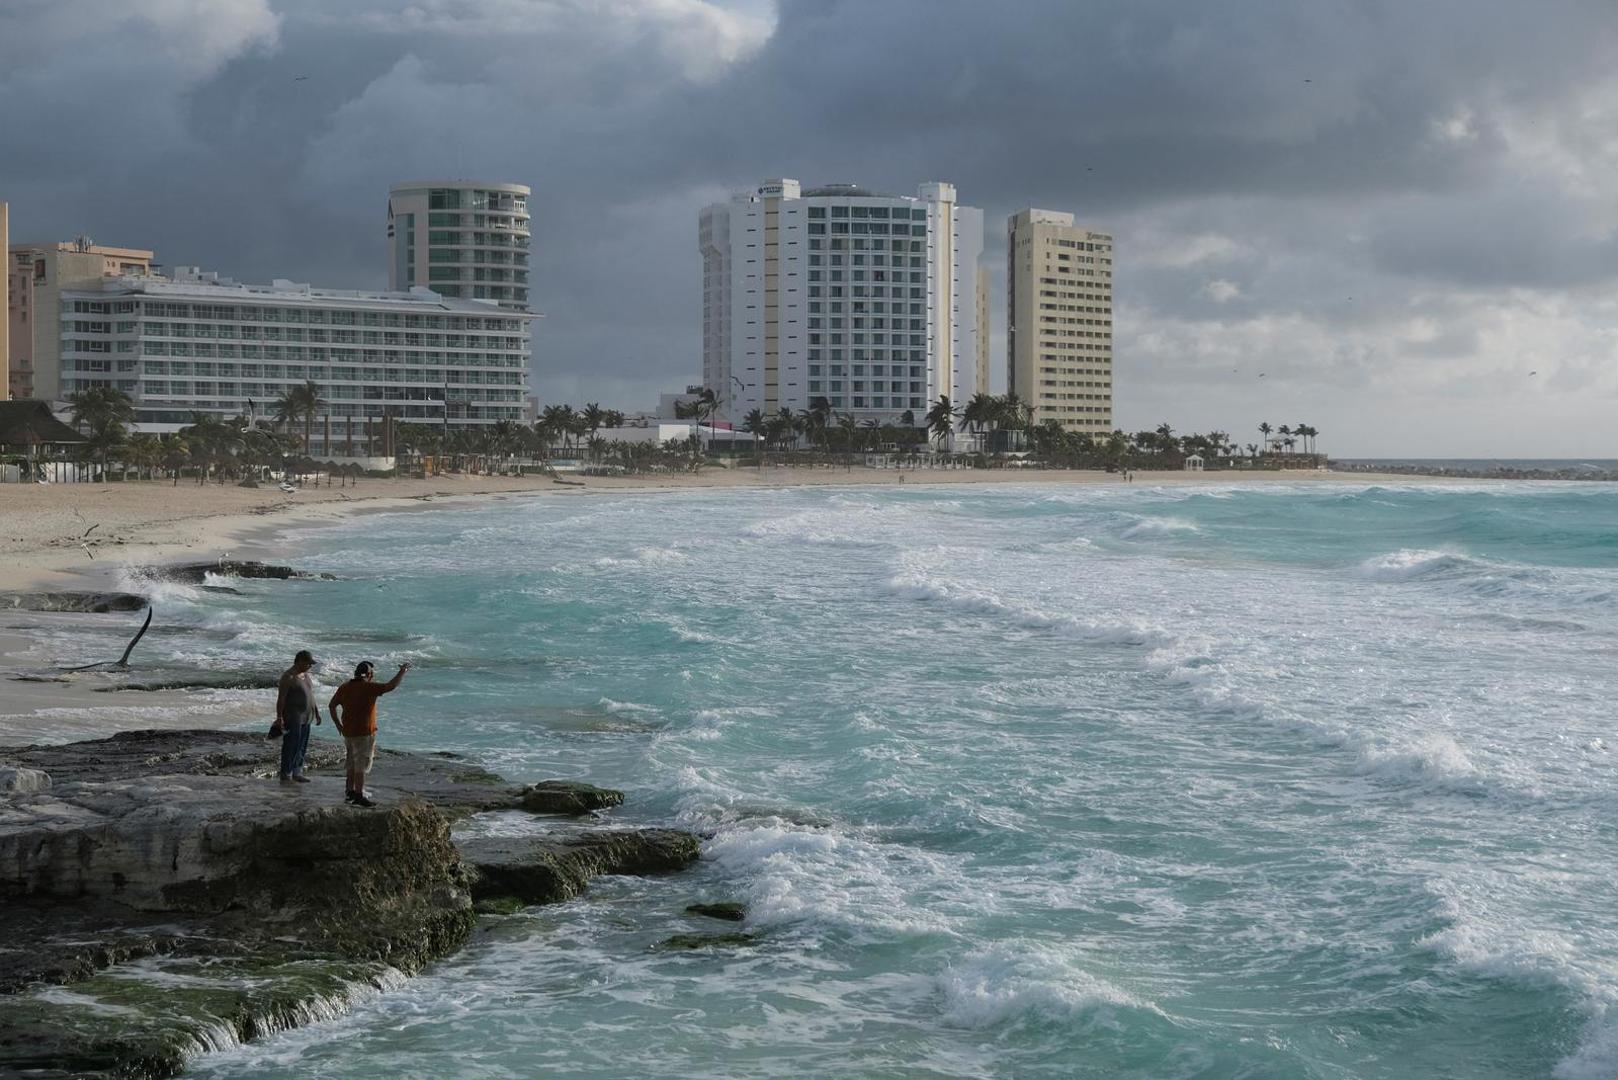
[58,268,533,453]
[699,179,986,425]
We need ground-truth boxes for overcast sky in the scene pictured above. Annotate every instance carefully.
[4,0,1616,456]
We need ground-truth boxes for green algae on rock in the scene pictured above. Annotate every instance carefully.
[0,730,699,1078]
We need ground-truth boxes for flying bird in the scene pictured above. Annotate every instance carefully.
[293,75,309,81]
[1529,370,1539,376]
[1258,373,1267,378]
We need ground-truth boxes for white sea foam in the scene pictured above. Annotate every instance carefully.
[593,546,688,568]
[882,564,1172,648]
[1357,548,1469,581]
[699,822,959,935]
[115,564,206,605]
[1119,515,1202,540]
[598,696,657,715]
[936,943,1154,1029]
[1354,734,1480,787]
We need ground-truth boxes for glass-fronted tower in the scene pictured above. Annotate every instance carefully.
[699,179,986,427]
[388,181,531,311]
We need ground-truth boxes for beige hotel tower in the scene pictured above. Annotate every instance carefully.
[1006,209,1112,432]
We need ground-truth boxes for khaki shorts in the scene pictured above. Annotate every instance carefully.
[344,734,376,774]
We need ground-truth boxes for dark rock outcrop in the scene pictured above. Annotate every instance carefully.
[92,670,284,692]
[0,591,147,613]
[0,730,698,1078]
[685,901,747,922]
[153,560,335,583]
[517,779,625,815]
[461,829,699,907]
[655,932,759,951]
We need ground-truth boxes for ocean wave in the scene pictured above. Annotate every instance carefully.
[882,568,1171,648]
[1356,548,1476,581]
[699,822,958,935]
[1557,1012,1618,1080]
[1118,515,1202,540]
[1143,644,1265,719]
[114,565,206,606]
[936,942,1156,1029]
[742,501,914,547]
[1352,734,1482,790]
[593,546,689,568]
[1418,880,1618,1080]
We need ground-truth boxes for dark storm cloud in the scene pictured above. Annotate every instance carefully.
[2,0,1616,453]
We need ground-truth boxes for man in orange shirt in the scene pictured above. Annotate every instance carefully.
[327,659,411,808]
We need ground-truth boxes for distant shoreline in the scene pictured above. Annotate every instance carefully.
[0,465,1499,593]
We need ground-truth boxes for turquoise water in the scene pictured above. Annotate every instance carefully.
[73,482,1618,1077]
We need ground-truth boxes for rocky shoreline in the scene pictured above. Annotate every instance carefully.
[0,729,705,1078]
[1331,462,1618,481]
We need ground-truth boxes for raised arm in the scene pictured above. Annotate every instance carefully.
[377,662,412,694]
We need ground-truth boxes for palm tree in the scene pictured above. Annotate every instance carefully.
[125,433,162,481]
[283,381,324,454]
[581,403,605,441]
[180,412,239,485]
[835,412,858,470]
[488,419,522,468]
[925,396,957,452]
[742,408,767,468]
[67,387,136,479]
[692,387,719,451]
[861,417,882,454]
[1155,422,1178,457]
[162,436,192,485]
[1258,422,1273,454]
[537,404,571,457]
[805,397,832,453]
[959,392,996,451]
[68,386,135,436]
[272,390,299,439]
[1276,425,1292,457]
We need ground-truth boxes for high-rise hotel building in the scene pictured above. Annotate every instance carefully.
[56,267,533,451]
[387,181,532,310]
[1006,209,1113,432]
[700,179,987,425]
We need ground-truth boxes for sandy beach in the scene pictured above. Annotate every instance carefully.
[0,465,1446,744]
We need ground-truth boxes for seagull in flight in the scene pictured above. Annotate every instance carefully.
[293,75,309,81]
[1529,370,1538,376]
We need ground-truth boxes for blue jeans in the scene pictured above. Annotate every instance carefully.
[279,718,311,778]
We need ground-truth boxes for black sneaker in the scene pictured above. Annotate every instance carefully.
[351,794,377,808]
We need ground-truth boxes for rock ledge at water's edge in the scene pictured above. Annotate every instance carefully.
[0,729,700,1078]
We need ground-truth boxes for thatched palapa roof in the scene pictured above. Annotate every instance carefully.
[0,400,88,447]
